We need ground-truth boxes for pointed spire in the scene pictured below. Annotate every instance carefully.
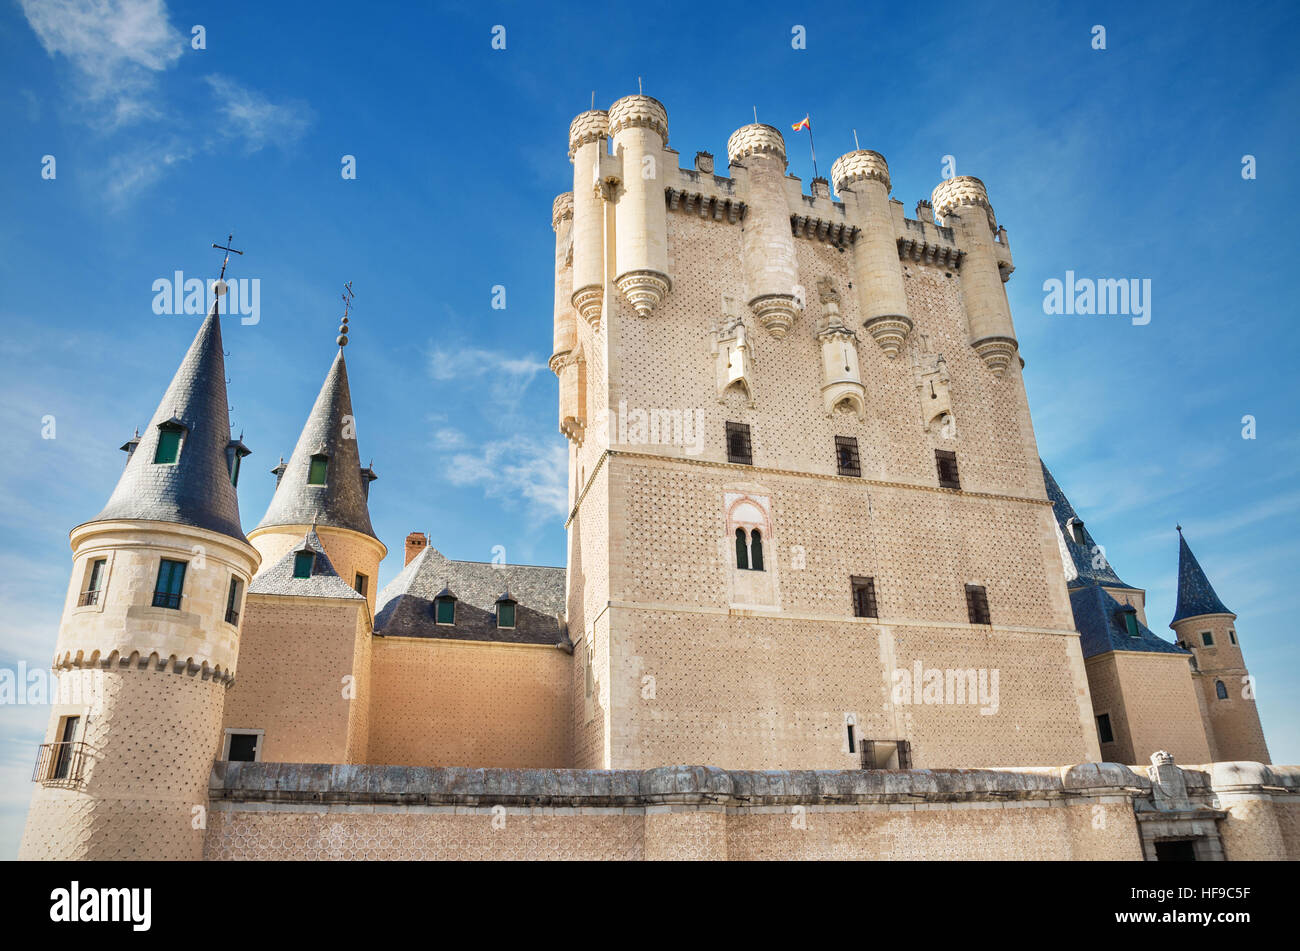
[1172,528,1233,623]
[1039,459,1132,589]
[91,307,247,541]
[255,348,377,539]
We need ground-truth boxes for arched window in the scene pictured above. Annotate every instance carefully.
[735,528,749,570]
[308,454,329,485]
[750,529,764,571]
[1215,680,1228,700]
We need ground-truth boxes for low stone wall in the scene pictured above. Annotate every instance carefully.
[195,761,1276,860]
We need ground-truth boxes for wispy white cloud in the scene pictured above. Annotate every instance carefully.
[427,343,547,417]
[20,0,185,128]
[443,438,568,518]
[205,75,314,153]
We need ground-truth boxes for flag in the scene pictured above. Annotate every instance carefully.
[791,115,810,132]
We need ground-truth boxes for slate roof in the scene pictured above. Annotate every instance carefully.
[1040,460,1136,590]
[91,309,247,542]
[1069,584,1189,659]
[1171,529,1233,623]
[255,349,378,540]
[248,529,366,601]
[375,546,566,645]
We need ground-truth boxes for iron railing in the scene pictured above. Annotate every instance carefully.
[77,589,100,607]
[32,741,89,786]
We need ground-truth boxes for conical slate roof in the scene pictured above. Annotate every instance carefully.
[1040,460,1134,589]
[255,349,377,539]
[1172,529,1233,623]
[91,308,247,542]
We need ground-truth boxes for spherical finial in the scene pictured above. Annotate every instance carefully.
[337,334,348,347]
[338,324,348,334]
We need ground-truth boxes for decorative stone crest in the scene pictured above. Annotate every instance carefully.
[912,337,955,435]
[713,295,754,406]
[816,278,866,420]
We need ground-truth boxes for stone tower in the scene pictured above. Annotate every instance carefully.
[553,93,1099,771]
[19,302,260,859]
[1170,528,1270,763]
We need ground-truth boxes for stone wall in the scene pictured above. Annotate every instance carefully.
[201,760,1300,861]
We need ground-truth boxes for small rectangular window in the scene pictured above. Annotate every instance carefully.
[152,559,187,609]
[584,643,594,698]
[1201,631,1214,647]
[307,454,329,485]
[1123,612,1139,638]
[79,558,107,606]
[851,576,878,619]
[846,724,856,754]
[725,421,753,466]
[225,576,243,625]
[497,601,516,628]
[965,584,991,625]
[835,436,861,477]
[435,598,456,625]
[293,551,314,579]
[224,730,262,762]
[936,450,960,489]
[1096,713,1114,744]
[229,453,242,487]
[1229,630,1236,645]
[354,572,368,597]
[154,426,183,465]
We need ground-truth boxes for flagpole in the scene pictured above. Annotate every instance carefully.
[807,116,819,180]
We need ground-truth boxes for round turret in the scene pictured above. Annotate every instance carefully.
[932,176,997,232]
[726,123,787,167]
[552,191,574,231]
[568,110,609,161]
[831,149,891,196]
[608,94,668,144]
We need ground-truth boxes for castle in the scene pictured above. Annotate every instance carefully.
[19,95,1295,861]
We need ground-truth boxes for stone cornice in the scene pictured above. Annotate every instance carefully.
[666,187,745,223]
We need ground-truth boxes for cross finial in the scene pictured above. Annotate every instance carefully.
[211,233,243,281]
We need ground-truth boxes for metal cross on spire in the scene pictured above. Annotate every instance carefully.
[212,233,243,280]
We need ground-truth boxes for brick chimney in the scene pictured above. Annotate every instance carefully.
[404,532,428,565]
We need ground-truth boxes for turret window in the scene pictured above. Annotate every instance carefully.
[154,423,184,465]
[78,558,107,607]
[152,558,187,609]
[293,551,315,579]
[1228,629,1236,644]
[1201,631,1214,647]
[354,572,368,597]
[1215,680,1228,700]
[225,576,244,625]
[308,454,329,485]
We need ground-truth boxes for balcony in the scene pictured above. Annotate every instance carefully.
[32,741,89,787]
[77,589,100,607]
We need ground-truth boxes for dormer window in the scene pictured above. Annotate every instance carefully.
[293,550,315,579]
[496,591,517,629]
[226,438,251,487]
[434,587,456,625]
[1120,605,1139,637]
[308,454,329,485]
[154,421,185,465]
[1067,517,1086,545]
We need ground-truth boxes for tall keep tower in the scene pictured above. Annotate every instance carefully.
[1170,528,1270,763]
[555,94,1098,771]
[20,289,260,859]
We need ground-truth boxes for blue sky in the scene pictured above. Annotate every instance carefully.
[1,0,1297,856]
